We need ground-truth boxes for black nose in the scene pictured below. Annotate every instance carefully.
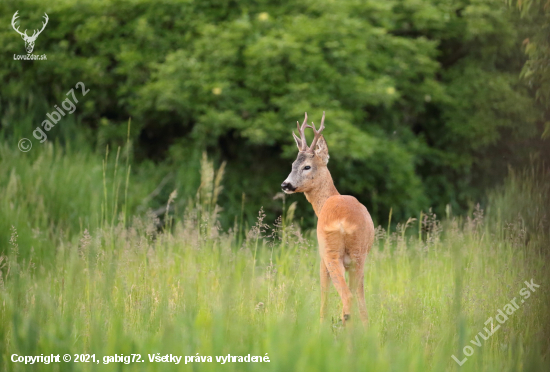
[281,182,295,191]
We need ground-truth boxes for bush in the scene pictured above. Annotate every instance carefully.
[0,0,544,226]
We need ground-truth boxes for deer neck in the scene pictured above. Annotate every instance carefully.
[304,168,340,217]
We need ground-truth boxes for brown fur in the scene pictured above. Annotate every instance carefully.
[282,114,375,326]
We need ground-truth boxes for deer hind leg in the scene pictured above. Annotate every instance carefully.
[319,232,352,324]
[320,259,330,323]
[349,261,368,327]
[325,257,352,324]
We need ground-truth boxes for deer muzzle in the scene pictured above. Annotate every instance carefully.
[281,181,296,194]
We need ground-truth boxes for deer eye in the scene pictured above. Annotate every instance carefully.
[303,166,311,170]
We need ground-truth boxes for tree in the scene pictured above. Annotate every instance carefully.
[0,0,542,226]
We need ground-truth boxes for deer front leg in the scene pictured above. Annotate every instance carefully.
[320,258,330,322]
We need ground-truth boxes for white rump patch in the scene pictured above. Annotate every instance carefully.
[343,253,352,266]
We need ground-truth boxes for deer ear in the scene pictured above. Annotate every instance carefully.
[314,135,329,164]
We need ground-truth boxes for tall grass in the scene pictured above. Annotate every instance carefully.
[487,164,550,248]
[0,146,549,371]
[0,140,154,263]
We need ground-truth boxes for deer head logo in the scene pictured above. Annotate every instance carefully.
[11,11,49,54]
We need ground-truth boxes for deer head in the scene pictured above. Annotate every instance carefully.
[12,11,49,54]
[281,112,330,194]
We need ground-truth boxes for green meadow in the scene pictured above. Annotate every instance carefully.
[1,142,548,371]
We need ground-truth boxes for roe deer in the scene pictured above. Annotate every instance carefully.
[281,112,375,326]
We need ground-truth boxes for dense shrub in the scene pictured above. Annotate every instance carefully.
[0,0,544,226]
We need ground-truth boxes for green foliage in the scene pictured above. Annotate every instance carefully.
[507,0,550,148]
[0,0,544,226]
[508,0,550,107]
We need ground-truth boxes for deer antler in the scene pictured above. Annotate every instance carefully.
[292,112,326,153]
[11,11,28,38]
[306,111,326,152]
[293,112,308,152]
